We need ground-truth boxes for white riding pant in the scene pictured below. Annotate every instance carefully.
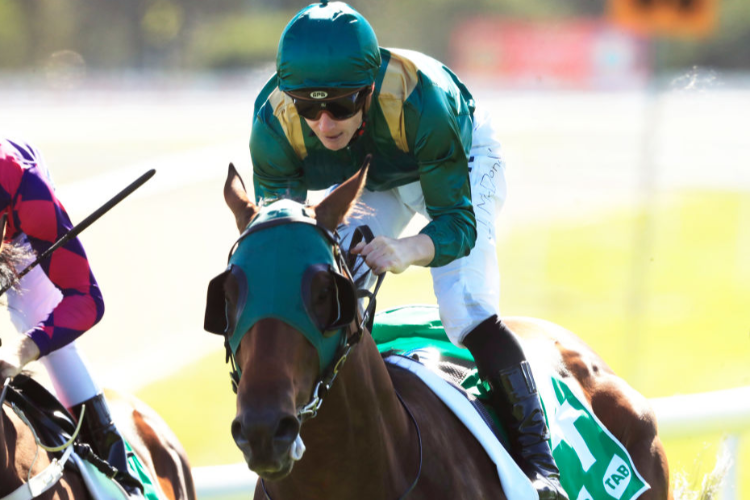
[338,106,507,346]
[7,241,101,408]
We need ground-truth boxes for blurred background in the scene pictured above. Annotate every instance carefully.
[0,0,748,498]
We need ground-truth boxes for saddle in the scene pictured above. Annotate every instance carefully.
[1,375,148,500]
[4,374,78,448]
[386,347,507,444]
[373,305,652,500]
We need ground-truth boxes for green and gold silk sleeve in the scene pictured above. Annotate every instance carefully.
[410,81,476,267]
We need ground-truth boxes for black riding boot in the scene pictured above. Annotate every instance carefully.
[464,315,568,500]
[72,394,144,495]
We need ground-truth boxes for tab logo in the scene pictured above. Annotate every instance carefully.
[603,455,631,498]
[310,91,328,99]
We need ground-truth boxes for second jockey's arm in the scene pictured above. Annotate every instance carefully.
[350,234,436,275]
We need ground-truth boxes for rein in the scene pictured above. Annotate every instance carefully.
[296,271,383,422]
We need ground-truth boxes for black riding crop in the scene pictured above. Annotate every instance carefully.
[0,168,156,297]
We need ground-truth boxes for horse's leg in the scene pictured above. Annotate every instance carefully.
[559,346,672,500]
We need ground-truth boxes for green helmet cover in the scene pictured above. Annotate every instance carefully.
[276,2,381,91]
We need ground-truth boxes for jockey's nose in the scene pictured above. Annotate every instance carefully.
[231,409,300,467]
[317,111,338,132]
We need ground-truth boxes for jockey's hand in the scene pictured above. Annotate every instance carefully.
[0,336,40,380]
[350,234,435,275]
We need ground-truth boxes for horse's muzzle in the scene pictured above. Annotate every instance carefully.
[231,410,301,478]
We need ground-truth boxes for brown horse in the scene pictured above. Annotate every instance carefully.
[0,383,196,499]
[211,163,671,500]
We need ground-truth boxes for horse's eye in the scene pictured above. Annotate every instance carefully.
[315,287,332,302]
[303,269,337,330]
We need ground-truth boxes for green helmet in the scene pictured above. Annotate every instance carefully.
[276,2,381,92]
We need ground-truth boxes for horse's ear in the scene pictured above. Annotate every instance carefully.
[314,156,370,232]
[224,163,259,232]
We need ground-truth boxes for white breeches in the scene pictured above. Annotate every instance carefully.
[8,242,100,408]
[338,106,507,345]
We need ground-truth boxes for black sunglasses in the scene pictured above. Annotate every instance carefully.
[287,87,371,121]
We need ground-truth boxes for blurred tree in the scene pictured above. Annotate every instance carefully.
[0,0,747,74]
[0,1,28,67]
[187,10,294,70]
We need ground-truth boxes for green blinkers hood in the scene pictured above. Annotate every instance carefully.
[226,200,349,374]
[276,2,381,91]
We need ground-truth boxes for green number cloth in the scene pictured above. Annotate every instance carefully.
[125,440,161,500]
[372,305,650,500]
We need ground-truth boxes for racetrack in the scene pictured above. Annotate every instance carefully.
[1,79,748,389]
[1,77,749,496]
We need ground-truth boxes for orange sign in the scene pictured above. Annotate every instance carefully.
[609,0,717,37]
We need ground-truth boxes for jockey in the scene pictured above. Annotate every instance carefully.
[249,2,568,498]
[0,137,141,494]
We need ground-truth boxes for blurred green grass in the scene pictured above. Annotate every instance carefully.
[137,189,750,494]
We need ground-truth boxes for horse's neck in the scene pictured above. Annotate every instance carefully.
[279,335,416,497]
[0,407,7,473]
[0,407,23,495]
[312,335,412,455]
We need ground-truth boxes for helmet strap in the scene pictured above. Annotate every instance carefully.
[348,117,367,146]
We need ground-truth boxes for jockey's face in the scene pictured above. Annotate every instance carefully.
[303,109,363,151]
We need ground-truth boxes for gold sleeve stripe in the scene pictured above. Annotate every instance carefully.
[268,88,308,160]
[378,50,419,153]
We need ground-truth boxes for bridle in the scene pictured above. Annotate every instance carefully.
[207,210,423,498]
[220,213,383,422]
[257,222,422,499]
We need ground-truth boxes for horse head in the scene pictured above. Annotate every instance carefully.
[205,163,368,480]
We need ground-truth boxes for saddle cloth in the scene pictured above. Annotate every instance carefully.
[374,305,651,500]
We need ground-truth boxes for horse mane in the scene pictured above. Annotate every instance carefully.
[256,191,301,209]
[0,241,34,296]
[345,200,375,224]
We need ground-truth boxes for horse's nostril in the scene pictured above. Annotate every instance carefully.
[232,412,299,452]
[273,415,300,454]
[231,418,245,444]
[276,415,300,442]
